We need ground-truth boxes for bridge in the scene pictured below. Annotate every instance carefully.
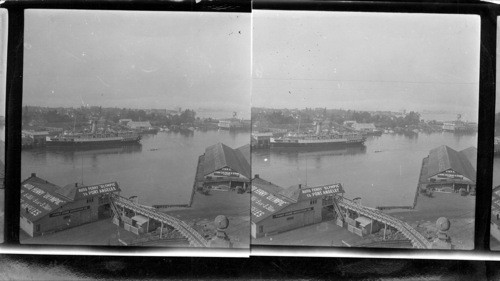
[110,194,209,247]
[336,196,432,249]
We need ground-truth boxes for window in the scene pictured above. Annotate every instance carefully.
[287,216,294,221]
[87,198,94,203]
[310,199,317,205]
[63,215,71,220]
[259,225,263,233]
[35,224,40,232]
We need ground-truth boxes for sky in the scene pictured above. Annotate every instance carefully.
[23,10,251,117]
[0,9,7,117]
[253,11,480,122]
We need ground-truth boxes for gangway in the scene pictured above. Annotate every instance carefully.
[337,196,431,249]
[110,194,208,247]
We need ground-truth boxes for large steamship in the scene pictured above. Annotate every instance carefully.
[46,121,141,147]
[270,121,365,148]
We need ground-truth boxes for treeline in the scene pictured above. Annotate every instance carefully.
[252,108,421,129]
[22,106,205,129]
[332,110,421,128]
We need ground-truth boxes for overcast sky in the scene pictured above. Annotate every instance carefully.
[253,11,480,121]
[23,10,251,116]
[0,9,7,117]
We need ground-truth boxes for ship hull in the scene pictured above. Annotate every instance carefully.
[46,137,141,147]
[270,139,365,149]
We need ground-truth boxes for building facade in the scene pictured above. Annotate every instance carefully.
[198,143,251,191]
[20,173,120,237]
[251,176,344,238]
[419,145,477,194]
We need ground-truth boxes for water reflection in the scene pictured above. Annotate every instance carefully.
[252,132,477,207]
[261,145,366,160]
[22,130,249,205]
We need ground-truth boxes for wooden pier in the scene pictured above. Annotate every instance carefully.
[110,194,208,247]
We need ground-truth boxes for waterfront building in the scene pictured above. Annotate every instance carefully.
[251,175,345,239]
[127,121,152,130]
[20,173,120,237]
[119,119,132,126]
[218,118,250,130]
[21,130,49,147]
[351,123,376,132]
[419,145,477,194]
[251,132,273,148]
[198,143,251,191]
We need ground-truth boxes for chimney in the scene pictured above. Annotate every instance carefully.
[299,184,302,189]
[75,183,78,187]
[31,173,36,177]
[255,174,260,179]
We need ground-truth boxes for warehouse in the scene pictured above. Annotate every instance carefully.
[251,175,344,238]
[20,173,121,237]
[419,145,476,194]
[198,143,251,191]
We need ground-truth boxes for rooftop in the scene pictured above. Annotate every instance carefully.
[21,175,70,222]
[251,178,292,223]
[202,143,250,179]
[21,173,121,222]
[425,145,476,183]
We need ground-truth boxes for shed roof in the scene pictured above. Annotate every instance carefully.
[132,215,149,225]
[355,216,372,227]
[20,175,70,222]
[203,143,250,179]
[128,121,151,127]
[236,144,250,164]
[352,123,376,130]
[426,145,476,182]
[459,147,477,170]
[251,177,292,223]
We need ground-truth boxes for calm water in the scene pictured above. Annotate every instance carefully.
[252,132,477,208]
[21,130,249,206]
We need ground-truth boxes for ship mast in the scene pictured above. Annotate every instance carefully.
[297,114,301,134]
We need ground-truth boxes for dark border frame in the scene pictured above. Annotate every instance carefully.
[1,0,498,258]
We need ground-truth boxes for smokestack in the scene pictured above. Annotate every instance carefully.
[31,173,36,177]
[299,184,302,189]
[255,174,260,179]
[316,122,321,135]
[91,120,96,134]
[75,183,78,187]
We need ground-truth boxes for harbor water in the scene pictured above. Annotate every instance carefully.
[21,130,249,206]
[252,132,477,208]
